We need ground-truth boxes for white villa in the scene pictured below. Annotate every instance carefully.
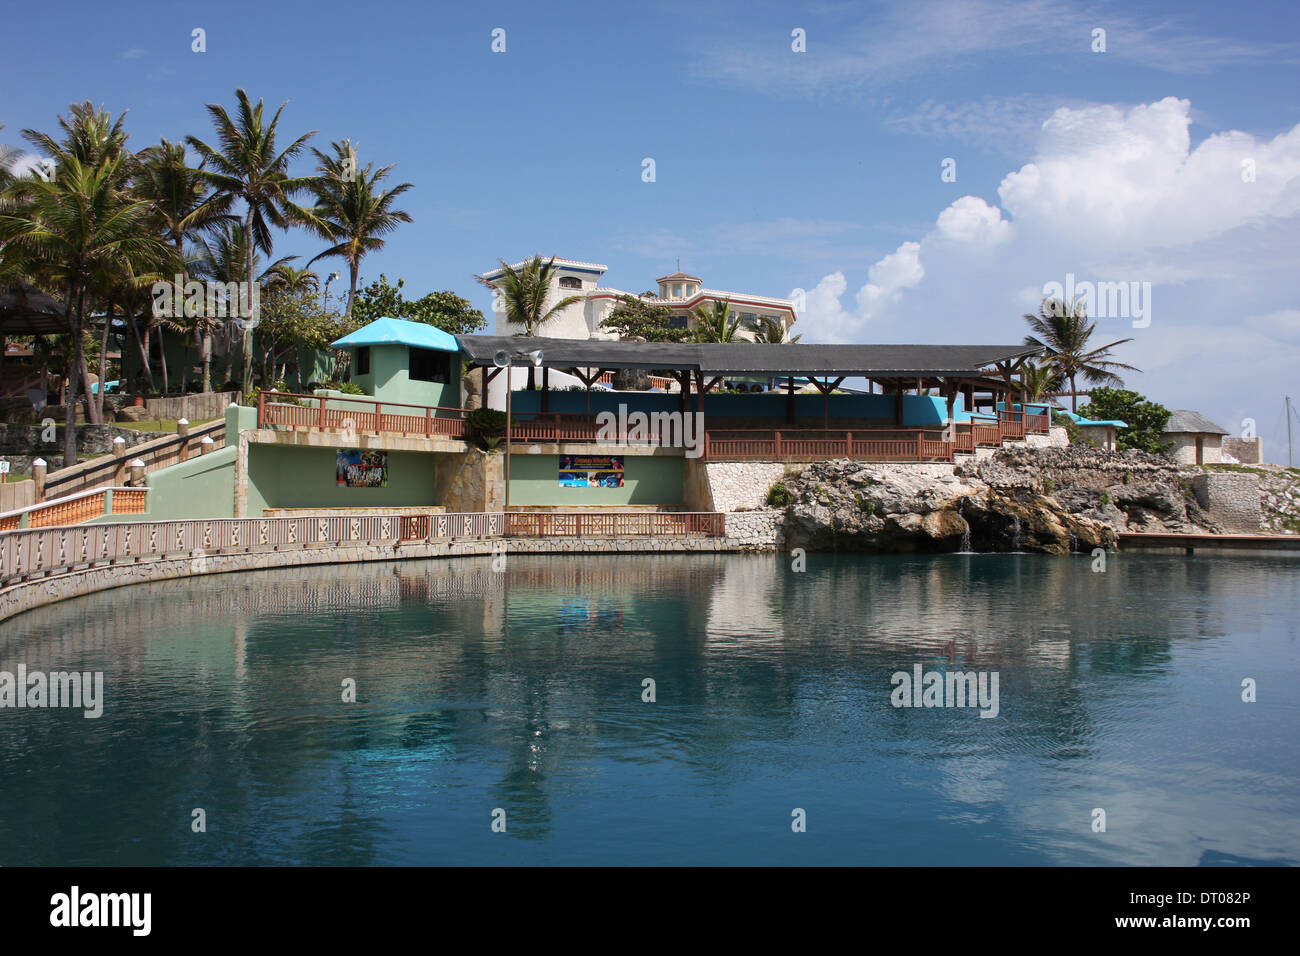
[479,257,799,343]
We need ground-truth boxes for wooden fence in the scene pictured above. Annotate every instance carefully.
[258,391,471,439]
[144,391,239,422]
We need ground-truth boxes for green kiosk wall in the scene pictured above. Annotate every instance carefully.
[506,454,684,506]
[348,344,460,409]
[246,444,439,512]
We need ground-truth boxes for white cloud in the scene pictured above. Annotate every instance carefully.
[794,96,1300,431]
[935,197,1011,244]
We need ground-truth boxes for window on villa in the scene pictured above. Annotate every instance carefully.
[355,346,370,375]
[673,284,682,298]
[667,314,688,329]
[741,313,759,329]
[559,276,581,289]
[409,347,450,384]
[686,284,696,296]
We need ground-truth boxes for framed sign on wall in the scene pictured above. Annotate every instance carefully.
[336,449,388,487]
[559,454,624,488]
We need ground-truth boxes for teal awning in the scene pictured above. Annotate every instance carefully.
[331,317,459,351]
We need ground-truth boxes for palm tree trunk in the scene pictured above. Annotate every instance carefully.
[347,262,359,321]
[158,326,169,395]
[1070,375,1078,412]
[127,308,154,391]
[64,285,83,466]
[243,210,256,390]
[96,299,112,422]
[201,327,212,393]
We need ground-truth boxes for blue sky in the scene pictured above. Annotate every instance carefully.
[3,0,1299,450]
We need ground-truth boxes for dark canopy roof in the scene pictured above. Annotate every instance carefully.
[0,283,67,335]
[456,335,1041,378]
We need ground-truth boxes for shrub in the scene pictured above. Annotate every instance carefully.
[337,382,365,395]
[857,496,876,515]
[467,408,508,434]
[766,481,791,507]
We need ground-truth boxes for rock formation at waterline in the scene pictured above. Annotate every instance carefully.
[773,445,1216,554]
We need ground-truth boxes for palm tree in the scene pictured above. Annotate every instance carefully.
[752,314,801,344]
[1020,361,1063,402]
[189,222,296,384]
[691,298,742,343]
[265,263,319,295]
[305,140,412,320]
[133,139,234,392]
[0,153,174,463]
[474,256,581,389]
[1022,297,1140,411]
[186,89,320,389]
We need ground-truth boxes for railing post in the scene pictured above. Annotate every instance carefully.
[916,432,923,460]
[774,431,781,458]
[846,431,853,458]
[317,395,326,430]
[32,458,46,502]
[425,406,432,437]
[112,436,126,458]
[258,390,266,427]
[201,437,215,455]
[374,404,382,435]
[130,458,146,486]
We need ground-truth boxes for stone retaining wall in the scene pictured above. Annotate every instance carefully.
[724,510,781,547]
[1190,472,1263,532]
[0,535,765,622]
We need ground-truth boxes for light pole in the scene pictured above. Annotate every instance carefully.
[323,271,340,315]
[494,348,543,520]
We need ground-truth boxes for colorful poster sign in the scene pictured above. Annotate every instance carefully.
[559,454,624,488]
[336,449,388,487]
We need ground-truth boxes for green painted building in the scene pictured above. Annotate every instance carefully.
[332,317,461,410]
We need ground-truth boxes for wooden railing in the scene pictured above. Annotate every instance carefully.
[257,391,472,439]
[703,429,955,462]
[0,486,147,532]
[507,412,606,443]
[41,420,226,500]
[0,510,726,585]
[502,511,725,537]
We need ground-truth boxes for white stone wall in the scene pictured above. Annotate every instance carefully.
[1027,427,1070,449]
[724,510,780,547]
[704,461,794,512]
[1167,434,1223,466]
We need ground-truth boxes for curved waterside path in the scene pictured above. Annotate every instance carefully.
[1,551,1297,866]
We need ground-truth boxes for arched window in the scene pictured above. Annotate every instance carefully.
[558,276,581,289]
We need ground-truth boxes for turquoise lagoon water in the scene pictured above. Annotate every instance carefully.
[0,551,1297,866]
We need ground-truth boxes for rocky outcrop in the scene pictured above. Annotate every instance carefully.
[776,458,1116,554]
[964,444,1218,534]
[772,443,1221,553]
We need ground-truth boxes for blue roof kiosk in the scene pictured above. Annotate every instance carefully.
[331,317,462,411]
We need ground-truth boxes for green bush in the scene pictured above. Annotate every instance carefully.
[857,496,876,515]
[467,408,508,433]
[337,381,365,395]
[766,481,791,508]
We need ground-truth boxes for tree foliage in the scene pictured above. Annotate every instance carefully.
[599,294,691,343]
[351,274,486,334]
[1079,386,1173,454]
